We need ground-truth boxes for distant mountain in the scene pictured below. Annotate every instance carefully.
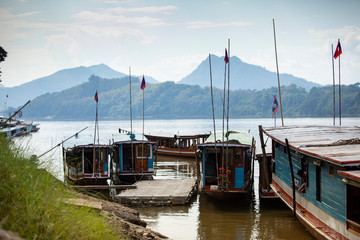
[179,55,321,91]
[0,64,159,108]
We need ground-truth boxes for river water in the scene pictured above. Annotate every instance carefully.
[15,118,359,240]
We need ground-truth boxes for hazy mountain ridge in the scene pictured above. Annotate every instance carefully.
[179,55,321,91]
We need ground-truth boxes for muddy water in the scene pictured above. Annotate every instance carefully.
[136,156,314,240]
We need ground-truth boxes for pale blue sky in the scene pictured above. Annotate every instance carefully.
[1,0,359,87]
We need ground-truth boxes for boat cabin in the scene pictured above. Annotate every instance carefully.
[112,133,156,183]
[197,131,254,197]
[63,144,112,185]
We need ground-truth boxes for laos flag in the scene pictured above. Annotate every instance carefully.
[272,95,279,115]
[334,40,342,59]
[224,48,229,64]
[94,90,98,103]
[140,75,146,90]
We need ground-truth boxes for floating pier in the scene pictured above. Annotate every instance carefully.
[116,178,197,206]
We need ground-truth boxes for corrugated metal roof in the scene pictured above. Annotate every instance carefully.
[263,125,360,167]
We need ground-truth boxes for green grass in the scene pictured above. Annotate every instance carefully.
[0,135,124,240]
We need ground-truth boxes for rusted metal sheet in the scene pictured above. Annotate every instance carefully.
[263,125,360,167]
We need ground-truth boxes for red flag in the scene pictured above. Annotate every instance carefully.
[140,75,146,90]
[272,95,279,115]
[224,48,229,64]
[94,91,98,102]
[334,40,342,59]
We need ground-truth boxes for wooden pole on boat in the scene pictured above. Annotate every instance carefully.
[258,125,270,191]
[222,48,227,188]
[129,67,134,171]
[2,100,30,126]
[272,19,284,127]
[285,138,296,219]
[38,127,88,158]
[226,39,230,190]
[331,45,336,126]
[93,90,99,175]
[208,54,219,186]
[141,75,146,170]
[338,39,341,126]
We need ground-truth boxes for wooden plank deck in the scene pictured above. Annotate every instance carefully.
[116,178,197,206]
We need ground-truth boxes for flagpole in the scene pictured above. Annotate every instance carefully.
[331,45,335,126]
[209,53,219,186]
[273,18,284,127]
[129,67,134,172]
[93,90,98,175]
[226,39,230,190]
[338,39,341,126]
[222,48,226,188]
[142,76,145,170]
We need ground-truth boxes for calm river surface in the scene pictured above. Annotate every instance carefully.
[15,118,359,240]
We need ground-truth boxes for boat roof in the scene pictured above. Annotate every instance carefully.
[68,144,112,149]
[198,130,252,147]
[338,170,360,183]
[112,132,155,145]
[262,125,360,167]
[145,132,210,139]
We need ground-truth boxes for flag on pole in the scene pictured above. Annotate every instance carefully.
[224,48,229,64]
[140,75,146,90]
[272,95,279,115]
[94,90,98,102]
[334,40,342,59]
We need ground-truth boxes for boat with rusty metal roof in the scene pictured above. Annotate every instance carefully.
[260,125,360,240]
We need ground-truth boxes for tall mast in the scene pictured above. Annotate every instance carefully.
[331,45,335,126]
[272,19,284,126]
[208,54,219,185]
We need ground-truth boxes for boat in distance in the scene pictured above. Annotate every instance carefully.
[145,133,210,158]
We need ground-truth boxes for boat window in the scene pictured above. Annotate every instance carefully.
[235,148,243,167]
[346,184,360,235]
[136,144,151,159]
[316,165,321,202]
[329,165,335,177]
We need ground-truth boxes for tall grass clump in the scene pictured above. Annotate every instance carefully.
[0,135,122,240]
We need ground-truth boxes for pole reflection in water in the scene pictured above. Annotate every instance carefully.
[135,156,314,240]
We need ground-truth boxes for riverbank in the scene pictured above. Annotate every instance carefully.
[0,135,167,240]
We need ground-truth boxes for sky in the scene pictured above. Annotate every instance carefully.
[0,0,359,88]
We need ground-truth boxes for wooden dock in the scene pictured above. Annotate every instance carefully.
[116,178,197,206]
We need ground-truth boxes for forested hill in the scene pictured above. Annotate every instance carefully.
[20,75,360,120]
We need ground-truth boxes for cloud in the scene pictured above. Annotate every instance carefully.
[186,20,253,29]
[107,5,178,14]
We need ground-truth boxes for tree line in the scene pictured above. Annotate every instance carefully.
[19,75,360,120]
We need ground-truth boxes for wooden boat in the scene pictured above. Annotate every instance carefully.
[112,132,156,184]
[260,125,360,239]
[63,144,112,185]
[196,130,255,199]
[145,133,210,158]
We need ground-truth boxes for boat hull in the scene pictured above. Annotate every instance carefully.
[271,174,354,240]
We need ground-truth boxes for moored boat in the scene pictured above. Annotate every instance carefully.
[112,132,156,184]
[260,125,360,240]
[63,144,112,185]
[145,133,210,158]
[196,130,255,199]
